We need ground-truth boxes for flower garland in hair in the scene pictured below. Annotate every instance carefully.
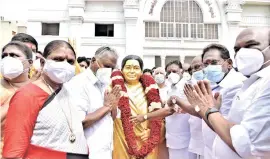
[111,70,162,158]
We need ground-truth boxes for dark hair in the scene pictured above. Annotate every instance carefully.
[2,41,32,59]
[165,60,182,71]
[43,40,76,59]
[11,33,38,52]
[36,51,43,56]
[202,43,230,60]
[77,56,90,67]
[152,67,157,71]
[143,69,152,74]
[121,55,143,70]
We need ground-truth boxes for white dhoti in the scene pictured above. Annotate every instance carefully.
[89,150,112,159]
[169,148,197,159]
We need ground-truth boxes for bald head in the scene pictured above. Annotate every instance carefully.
[191,55,202,65]
[182,63,190,72]
[153,67,166,76]
[235,28,270,53]
[234,28,270,63]
[190,55,203,74]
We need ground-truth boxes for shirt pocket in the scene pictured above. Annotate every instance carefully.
[228,98,252,123]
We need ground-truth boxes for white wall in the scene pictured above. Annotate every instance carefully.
[84,1,124,23]
[27,22,41,36]
[143,56,156,69]
[78,1,126,59]
[242,4,270,16]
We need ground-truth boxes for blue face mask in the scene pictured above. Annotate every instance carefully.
[204,65,225,83]
[192,70,204,81]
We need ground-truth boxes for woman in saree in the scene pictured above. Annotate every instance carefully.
[112,55,165,159]
[2,40,88,159]
[0,41,33,157]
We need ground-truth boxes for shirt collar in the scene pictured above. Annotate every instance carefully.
[218,69,246,89]
[252,65,270,78]
[85,67,99,85]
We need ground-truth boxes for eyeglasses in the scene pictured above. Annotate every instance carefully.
[203,59,226,67]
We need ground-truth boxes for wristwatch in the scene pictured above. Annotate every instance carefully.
[143,114,148,120]
[205,107,219,121]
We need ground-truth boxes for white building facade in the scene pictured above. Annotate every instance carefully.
[1,0,270,68]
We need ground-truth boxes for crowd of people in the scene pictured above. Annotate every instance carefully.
[0,27,269,159]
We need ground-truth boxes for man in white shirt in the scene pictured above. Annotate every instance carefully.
[165,60,195,159]
[153,67,169,105]
[188,56,205,159]
[184,28,270,159]
[200,44,246,159]
[168,44,246,159]
[66,46,121,159]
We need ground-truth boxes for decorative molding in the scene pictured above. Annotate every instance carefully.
[124,0,139,7]
[204,0,215,18]
[149,0,157,15]
[225,0,245,12]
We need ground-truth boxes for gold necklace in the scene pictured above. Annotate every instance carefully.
[41,77,76,143]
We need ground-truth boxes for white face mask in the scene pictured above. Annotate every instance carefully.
[235,47,270,76]
[182,72,191,81]
[32,52,37,61]
[33,59,41,70]
[0,56,24,79]
[43,60,75,84]
[96,68,112,85]
[168,72,181,84]
[154,74,165,84]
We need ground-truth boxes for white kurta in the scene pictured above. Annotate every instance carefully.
[213,66,270,159]
[166,79,194,159]
[188,116,204,156]
[202,69,246,159]
[66,68,113,159]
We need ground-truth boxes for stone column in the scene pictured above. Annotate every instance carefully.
[224,0,245,58]
[123,0,143,57]
[180,55,185,64]
[161,55,166,68]
[68,0,85,55]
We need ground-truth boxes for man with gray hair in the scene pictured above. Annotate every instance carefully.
[66,46,121,159]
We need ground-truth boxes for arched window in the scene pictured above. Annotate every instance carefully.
[145,0,218,39]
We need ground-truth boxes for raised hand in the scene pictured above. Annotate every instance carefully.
[104,85,121,111]
[184,80,215,116]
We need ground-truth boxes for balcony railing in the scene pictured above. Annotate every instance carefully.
[241,16,270,26]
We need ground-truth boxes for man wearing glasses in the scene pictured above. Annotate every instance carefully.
[196,44,246,159]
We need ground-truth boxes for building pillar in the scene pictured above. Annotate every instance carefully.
[161,55,166,68]
[68,0,85,55]
[123,0,143,57]
[180,55,185,64]
[224,0,245,58]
